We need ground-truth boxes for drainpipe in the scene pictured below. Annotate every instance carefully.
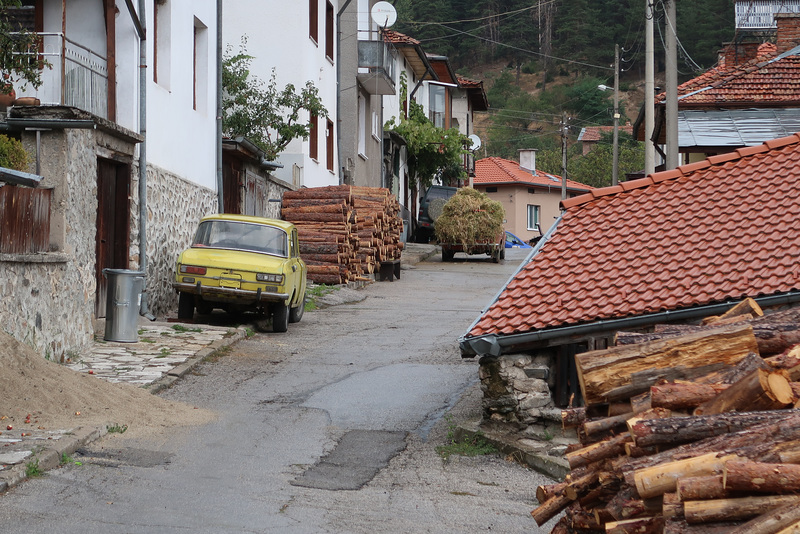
[336,0,354,185]
[137,0,155,321]
[216,0,224,212]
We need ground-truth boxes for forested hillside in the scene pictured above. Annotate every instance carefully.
[393,0,739,187]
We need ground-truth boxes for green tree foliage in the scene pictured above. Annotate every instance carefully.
[221,39,328,161]
[0,0,47,94]
[386,76,470,191]
[0,133,29,170]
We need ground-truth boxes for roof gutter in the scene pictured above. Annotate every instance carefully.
[460,290,800,358]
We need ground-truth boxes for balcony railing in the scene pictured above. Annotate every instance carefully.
[735,0,800,29]
[357,40,396,95]
[14,32,108,119]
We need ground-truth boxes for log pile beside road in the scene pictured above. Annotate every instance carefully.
[281,185,404,284]
[532,301,800,533]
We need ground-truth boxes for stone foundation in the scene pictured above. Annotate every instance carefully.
[479,353,561,429]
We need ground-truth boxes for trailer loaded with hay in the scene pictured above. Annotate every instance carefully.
[434,188,505,262]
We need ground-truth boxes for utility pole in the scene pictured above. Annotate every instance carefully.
[665,0,679,170]
[561,111,568,200]
[645,0,656,175]
[612,44,620,186]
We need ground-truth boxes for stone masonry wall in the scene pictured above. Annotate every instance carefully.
[130,165,218,319]
[479,353,560,430]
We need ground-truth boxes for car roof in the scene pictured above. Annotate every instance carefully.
[199,213,296,232]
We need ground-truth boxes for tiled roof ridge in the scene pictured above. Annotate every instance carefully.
[382,29,420,46]
[489,156,531,181]
[477,157,596,190]
[656,48,784,103]
[561,133,800,210]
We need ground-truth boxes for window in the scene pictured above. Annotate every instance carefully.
[358,94,366,157]
[309,0,318,43]
[193,17,208,111]
[372,110,381,140]
[486,186,498,193]
[326,119,334,171]
[0,185,51,254]
[429,84,447,129]
[325,1,334,61]
[527,205,541,231]
[309,113,319,160]
[154,0,171,88]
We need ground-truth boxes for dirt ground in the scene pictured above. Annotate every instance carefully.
[0,331,215,439]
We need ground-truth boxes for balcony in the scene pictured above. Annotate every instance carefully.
[15,32,108,119]
[357,40,396,95]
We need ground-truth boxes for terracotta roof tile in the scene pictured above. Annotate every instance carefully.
[474,157,594,192]
[578,125,634,142]
[655,46,800,106]
[465,134,800,339]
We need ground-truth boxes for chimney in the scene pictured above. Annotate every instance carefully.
[776,13,800,53]
[719,41,763,66]
[518,149,537,174]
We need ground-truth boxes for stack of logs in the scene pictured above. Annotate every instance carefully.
[281,185,404,284]
[533,299,800,533]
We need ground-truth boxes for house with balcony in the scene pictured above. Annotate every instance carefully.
[222,1,340,191]
[0,1,219,360]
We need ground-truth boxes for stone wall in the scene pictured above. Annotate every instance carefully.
[479,353,561,430]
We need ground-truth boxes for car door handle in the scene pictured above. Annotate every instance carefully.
[292,265,297,272]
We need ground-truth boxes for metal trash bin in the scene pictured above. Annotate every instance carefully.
[103,268,145,343]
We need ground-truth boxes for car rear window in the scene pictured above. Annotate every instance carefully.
[426,188,456,201]
[193,220,288,257]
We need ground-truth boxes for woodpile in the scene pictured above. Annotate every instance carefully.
[281,185,404,284]
[532,300,800,533]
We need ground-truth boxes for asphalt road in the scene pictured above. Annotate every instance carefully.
[0,247,560,533]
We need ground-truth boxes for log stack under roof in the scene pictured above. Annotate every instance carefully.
[533,301,800,533]
[281,185,404,285]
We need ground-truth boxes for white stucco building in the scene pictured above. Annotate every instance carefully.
[222,0,340,189]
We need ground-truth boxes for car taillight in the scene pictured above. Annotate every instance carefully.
[180,265,207,275]
[257,273,284,284]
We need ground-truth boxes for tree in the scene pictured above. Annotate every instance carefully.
[221,39,328,162]
[0,0,47,95]
[386,76,470,191]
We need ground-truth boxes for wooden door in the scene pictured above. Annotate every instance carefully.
[95,158,131,317]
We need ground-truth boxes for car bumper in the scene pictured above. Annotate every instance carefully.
[173,282,289,303]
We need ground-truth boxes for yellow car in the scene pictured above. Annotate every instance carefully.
[173,214,307,332]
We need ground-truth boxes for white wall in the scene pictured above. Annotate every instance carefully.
[223,0,339,188]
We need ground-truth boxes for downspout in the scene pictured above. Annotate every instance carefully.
[216,0,224,212]
[336,0,354,185]
[137,0,155,320]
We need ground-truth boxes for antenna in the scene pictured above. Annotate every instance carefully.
[371,1,397,29]
[468,134,482,151]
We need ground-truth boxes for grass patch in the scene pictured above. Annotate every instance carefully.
[156,347,171,358]
[25,459,43,478]
[106,423,128,434]
[304,284,338,311]
[171,324,202,333]
[435,415,497,461]
[60,453,82,466]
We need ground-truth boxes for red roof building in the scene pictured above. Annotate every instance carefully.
[461,134,800,360]
[472,152,594,242]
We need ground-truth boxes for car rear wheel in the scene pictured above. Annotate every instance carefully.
[177,292,194,320]
[289,295,305,323]
[272,303,289,333]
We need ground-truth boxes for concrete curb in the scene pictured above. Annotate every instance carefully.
[454,421,569,481]
[0,426,105,493]
[146,326,248,394]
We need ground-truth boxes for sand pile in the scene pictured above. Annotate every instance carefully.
[0,331,215,439]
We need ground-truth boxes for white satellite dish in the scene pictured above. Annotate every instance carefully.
[371,1,397,28]
[468,134,482,151]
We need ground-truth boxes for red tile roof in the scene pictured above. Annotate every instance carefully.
[655,43,800,107]
[473,157,595,192]
[382,29,421,46]
[466,134,800,340]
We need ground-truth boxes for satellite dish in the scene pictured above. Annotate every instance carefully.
[468,134,482,151]
[371,1,397,28]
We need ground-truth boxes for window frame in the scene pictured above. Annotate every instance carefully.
[527,204,541,231]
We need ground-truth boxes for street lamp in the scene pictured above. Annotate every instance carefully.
[597,44,620,186]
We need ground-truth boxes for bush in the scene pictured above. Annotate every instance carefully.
[0,134,30,171]
[435,188,504,247]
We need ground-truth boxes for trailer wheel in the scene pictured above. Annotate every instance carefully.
[442,248,455,262]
